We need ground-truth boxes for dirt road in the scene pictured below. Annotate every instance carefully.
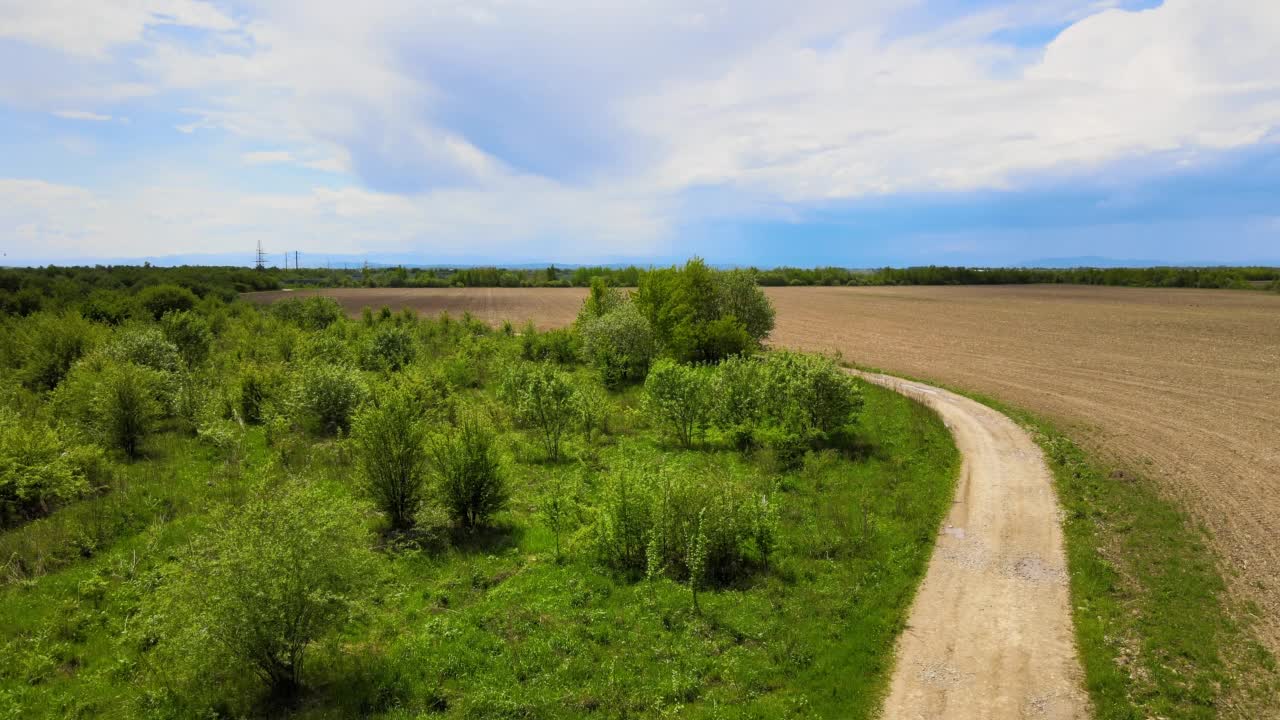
[856,371,1089,720]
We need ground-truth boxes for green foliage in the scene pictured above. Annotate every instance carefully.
[104,324,181,374]
[54,355,164,458]
[579,301,656,388]
[14,312,104,391]
[716,269,776,341]
[503,363,581,461]
[635,258,772,363]
[353,391,430,530]
[577,276,625,323]
[146,480,373,698]
[361,323,417,372]
[0,412,97,527]
[520,325,580,364]
[429,410,507,529]
[759,351,863,439]
[642,359,712,448]
[593,463,778,586]
[711,354,765,450]
[294,362,368,435]
[80,289,135,325]
[136,284,198,321]
[159,310,212,367]
[272,295,344,331]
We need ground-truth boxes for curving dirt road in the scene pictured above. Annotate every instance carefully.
[856,371,1090,720]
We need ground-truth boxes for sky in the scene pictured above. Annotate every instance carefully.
[1,0,1278,268]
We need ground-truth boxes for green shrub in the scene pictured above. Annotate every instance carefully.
[96,361,163,458]
[579,302,655,388]
[760,352,863,439]
[237,365,272,424]
[17,312,103,390]
[502,363,581,461]
[594,464,777,585]
[81,289,135,325]
[0,412,97,527]
[353,392,430,530]
[429,411,507,529]
[136,284,198,320]
[146,480,373,698]
[294,363,368,435]
[576,276,625,323]
[160,310,212,367]
[643,359,712,448]
[361,324,417,372]
[272,295,344,331]
[521,326,579,364]
[711,354,765,450]
[105,324,182,374]
[635,258,772,363]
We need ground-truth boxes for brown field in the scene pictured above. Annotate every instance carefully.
[247,284,1280,649]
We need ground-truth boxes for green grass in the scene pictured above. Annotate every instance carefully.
[0,377,958,719]
[847,362,1280,719]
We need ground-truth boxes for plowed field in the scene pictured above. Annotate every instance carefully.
[247,284,1280,650]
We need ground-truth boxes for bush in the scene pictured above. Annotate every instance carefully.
[711,354,765,450]
[635,258,770,363]
[353,392,430,530]
[643,359,712,448]
[361,324,416,372]
[760,352,863,439]
[502,363,581,461]
[137,284,198,320]
[81,289,135,325]
[576,276,625,323]
[294,363,368,435]
[521,326,579,364]
[105,324,182,374]
[594,463,777,585]
[579,302,655,388]
[147,481,373,698]
[429,411,507,529]
[160,310,212,367]
[0,412,97,527]
[16,312,103,390]
[96,361,163,458]
[272,295,344,331]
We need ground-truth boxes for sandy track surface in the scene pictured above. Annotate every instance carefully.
[246,284,1280,651]
[856,371,1089,720]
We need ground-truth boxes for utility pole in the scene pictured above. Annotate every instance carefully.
[295,251,299,270]
[254,241,266,271]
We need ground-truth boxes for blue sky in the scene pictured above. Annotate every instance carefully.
[1,0,1278,267]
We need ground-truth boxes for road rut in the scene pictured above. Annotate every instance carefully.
[858,371,1090,720]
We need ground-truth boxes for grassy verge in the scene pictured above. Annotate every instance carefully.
[847,362,1279,719]
[0,378,958,719]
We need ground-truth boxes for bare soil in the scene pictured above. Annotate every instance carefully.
[246,284,1280,652]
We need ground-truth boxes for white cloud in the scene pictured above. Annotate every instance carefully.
[52,110,113,121]
[1,0,1280,257]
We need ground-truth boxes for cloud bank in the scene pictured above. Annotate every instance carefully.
[1,0,1277,265]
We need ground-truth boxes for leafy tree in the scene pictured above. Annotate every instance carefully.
[0,411,99,527]
[294,363,368,435]
[160,310,213,367]
[97,361,163,458]
[16,312,104,390]
[137,284,198,320]
[353,392,430,530]
[579,301,656,388]
[149,481,373,698]
[635,258,769,363]
[430,411,507,529]
[577,276,625,322]
[504,363,581,461]
[712,354,765,450]
[106,324,182,374]
[642,359,712,448]
[362,323,417,371]
[716,269,776,342]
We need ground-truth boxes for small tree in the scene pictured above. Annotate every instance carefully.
[161,310,213,368]
[508,363,581,461]
[150,481,372,698]
[579,302,655,388]
[541,478,573,562]
[362,323,417,372]
[643,359,712,448]
[430,411,507,529]
[353,392,429,530]
[97,361,160,458]
[687,509,708,614]
[295,363,368,435]
[137,284,198,320]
